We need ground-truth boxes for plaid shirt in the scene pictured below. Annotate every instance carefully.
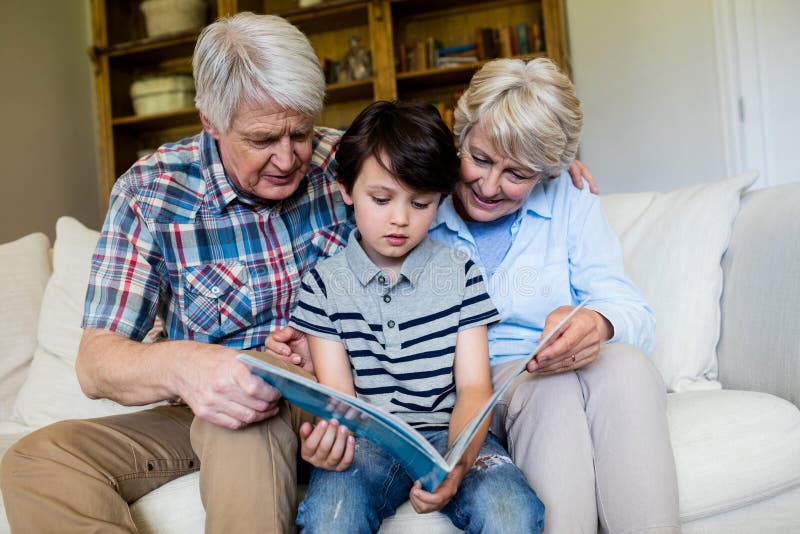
[82,128,353,349]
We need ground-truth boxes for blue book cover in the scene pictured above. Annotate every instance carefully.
[239,297,589,491]
[515,22,530,55]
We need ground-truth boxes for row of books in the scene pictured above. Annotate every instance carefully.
[397,22,544,73]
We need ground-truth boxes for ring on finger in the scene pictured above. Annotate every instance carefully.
[571,354,577,363]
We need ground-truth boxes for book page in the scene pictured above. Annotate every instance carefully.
[443,296,592,466]
[237,354,452,490]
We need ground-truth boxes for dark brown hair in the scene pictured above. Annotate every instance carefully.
[336,100,459,195]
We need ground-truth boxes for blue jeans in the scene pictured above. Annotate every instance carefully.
[297,431,544,533]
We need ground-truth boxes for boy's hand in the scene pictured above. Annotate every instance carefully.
[408,463,467,513]
[265,326,313,373]
[300,418,355,471]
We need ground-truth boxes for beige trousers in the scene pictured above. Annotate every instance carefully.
[0,353,311,534]
[490,343,681,534]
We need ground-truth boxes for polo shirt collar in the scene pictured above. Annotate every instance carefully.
[344,229,435,288]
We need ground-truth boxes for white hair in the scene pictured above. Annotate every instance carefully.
[454,58,583,178]
[193,12,325,133]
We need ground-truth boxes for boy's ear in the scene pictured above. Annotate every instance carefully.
[337,181,354,206]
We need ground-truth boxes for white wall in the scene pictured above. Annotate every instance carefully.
[730,0,800,188]
[567,0,800,194]
[567,0,730,193]
[0,1,101,243]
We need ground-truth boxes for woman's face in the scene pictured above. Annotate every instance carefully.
[454,122,541,222]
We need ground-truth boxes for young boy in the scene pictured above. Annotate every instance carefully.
[290,101,544,533]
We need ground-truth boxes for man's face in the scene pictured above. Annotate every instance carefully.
[204,98,315,202]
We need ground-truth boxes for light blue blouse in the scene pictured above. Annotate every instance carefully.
[429,171,655,366]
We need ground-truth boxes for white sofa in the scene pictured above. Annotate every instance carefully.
[1,174,798,533]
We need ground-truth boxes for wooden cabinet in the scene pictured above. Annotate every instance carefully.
[90,0,568,201]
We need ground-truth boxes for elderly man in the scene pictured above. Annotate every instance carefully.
[0,13,351,533]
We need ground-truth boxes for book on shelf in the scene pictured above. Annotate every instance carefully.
[435,43,478,68]
[239,297,591,491]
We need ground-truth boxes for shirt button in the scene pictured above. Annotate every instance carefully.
[387,320,396,328]
[383,294,391,303]
[211,286,221,296]
[378,275,386,284]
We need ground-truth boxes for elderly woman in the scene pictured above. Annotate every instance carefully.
[427,58,681,533]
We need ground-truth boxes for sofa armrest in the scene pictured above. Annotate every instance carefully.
[718,183,800,407]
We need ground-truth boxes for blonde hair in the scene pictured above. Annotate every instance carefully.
[454,58,583,178]
[193,13,325,133]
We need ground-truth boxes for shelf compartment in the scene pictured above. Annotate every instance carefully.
[326,79,374,103]
[391,0,536,22]
[97,32,199,64]
[280,1,369,35]
[397,53,543,93]
[112,107,200,132]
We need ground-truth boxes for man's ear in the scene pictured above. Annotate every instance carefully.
[199,112,221,140]
[336,181,354,206]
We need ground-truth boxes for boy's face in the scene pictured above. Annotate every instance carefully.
[339,154,441,273]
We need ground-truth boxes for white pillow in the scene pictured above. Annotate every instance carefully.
[13,217,158,428]
[0,233,51,420]
[600,172,758,392]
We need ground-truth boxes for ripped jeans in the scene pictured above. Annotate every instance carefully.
[296,431,544,533]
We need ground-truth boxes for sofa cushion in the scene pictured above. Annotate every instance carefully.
[600,172,757,392]
[668,389,800,521]
[0,233,51,420]
[718,183,800,406]
[0,430,31,533]
[128,472,462,534]
[130,472,205,534]
[12,217,159,428]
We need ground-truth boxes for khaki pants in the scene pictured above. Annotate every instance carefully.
[0,352,312,534]
[490,343,681,534]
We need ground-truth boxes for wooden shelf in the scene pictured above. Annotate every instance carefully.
[282,0,369,34]
[91,0,568,202]
[396,53,545,92]
[112,108,200,132]
[326,78,374,103]
[97,32,199,59]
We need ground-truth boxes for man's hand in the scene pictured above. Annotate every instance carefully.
[300,418,355,471]
[265,326,313,373]
[408,463,466,514]
[176,344,283,429]
[568,159,599,194]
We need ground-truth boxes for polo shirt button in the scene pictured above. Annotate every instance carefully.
[383,294,391,303]
[378,275,386,284]
[387,320,396,328]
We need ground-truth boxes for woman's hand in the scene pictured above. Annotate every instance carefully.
[408,463,467,514]
[299,418,355,471]
[528,306,613,374]
[265,326,313,373]
[568,159,599,194]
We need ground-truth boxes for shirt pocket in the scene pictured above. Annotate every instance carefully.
[181,261,253,337]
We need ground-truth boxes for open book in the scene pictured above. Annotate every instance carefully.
[238,297,590,492]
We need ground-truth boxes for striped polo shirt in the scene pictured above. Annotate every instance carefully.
[290,232,499,430]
